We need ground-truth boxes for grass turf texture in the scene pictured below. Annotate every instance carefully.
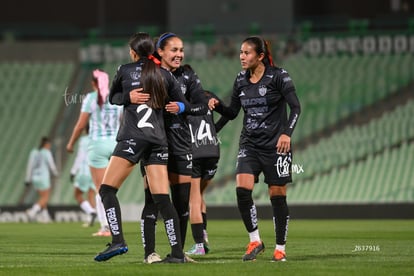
[1,220,413,275]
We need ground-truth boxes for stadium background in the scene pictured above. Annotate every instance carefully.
[0,0,413,222]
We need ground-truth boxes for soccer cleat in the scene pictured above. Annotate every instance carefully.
[154,254,187,263]
[185,244,206,255]
[272,249,286,262]
[144,252,162,264]
[94,242,128,262]
[242,241,265,261]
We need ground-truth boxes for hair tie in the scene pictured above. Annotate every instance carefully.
[148,54,161,66]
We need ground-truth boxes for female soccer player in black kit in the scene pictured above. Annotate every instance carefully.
[94,32,204,263]
[140,32,218,262]
[186,90,221,255]
[214,36,301,262]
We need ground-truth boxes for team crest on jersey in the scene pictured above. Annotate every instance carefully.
[258,85,267,96]
[180,84,187,94]
[130,71,140,80]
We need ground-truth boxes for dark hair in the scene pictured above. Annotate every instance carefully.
[242,36,275,67]
[39,136,50,149]
[129,32,167,109]
[153,32,178,60]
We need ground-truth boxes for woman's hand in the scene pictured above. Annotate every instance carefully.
[130,88,150,104]
[276,134,291,154]
[208,98,219,110]
[165,102,180,114]
[66,143,74,153]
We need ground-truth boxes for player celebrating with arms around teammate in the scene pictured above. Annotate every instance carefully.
[213,36,301,262]
[94,32,200,263]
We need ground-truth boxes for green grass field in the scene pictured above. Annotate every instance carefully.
[1,220,413,275]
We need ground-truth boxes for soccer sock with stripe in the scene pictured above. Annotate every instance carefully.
[152,194,184,259]
[141,188,158,258]
[99,184,124,244]
[270,195,289,247]
[236,187,260,237]
[170,183,190,247]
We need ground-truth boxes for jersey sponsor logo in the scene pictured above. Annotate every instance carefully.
[157,152,168,161]
[265,74,274,78]
[258,85,267,96]
[123,147,135,155]
[238,91,245,97]
[241,97,267,107]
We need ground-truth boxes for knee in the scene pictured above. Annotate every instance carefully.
[236,187,252,204]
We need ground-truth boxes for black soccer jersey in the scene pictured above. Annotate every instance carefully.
[164,65,208,156]
[188,91,221,160]
[217,66,301,150]
[109,60,167,145]
[109,61,208,148]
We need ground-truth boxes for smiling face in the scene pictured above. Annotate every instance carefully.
[157,36,184,71]
[239,41,264,71]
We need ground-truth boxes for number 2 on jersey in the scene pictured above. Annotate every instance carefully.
[136,104,154,129]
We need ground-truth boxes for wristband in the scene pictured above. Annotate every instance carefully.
[177,102,185,114]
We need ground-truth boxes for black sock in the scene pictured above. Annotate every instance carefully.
[141,188,158,258]
[236,187,258,233]
[99,184,124,244]
[170,183,190,248]
[191,223,204,244]
[270,195,289,245]
[202,212,207,231]
[152,194,184,259]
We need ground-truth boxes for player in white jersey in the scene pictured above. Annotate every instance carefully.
[70,128,97,227]
[67,69,122,237]
[25,137,58,223]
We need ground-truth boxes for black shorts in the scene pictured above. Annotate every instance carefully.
[112,138,168,166]
[236,145,292,185]
[192,158,219,180]
[167,153,192,176]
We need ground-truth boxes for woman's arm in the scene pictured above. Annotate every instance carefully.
[66,112,89,153]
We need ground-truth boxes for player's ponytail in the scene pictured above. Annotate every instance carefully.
[129,32,167,109]
[92,69,109,109]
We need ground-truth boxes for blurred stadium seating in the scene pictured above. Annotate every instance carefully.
[0,30,413,208]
